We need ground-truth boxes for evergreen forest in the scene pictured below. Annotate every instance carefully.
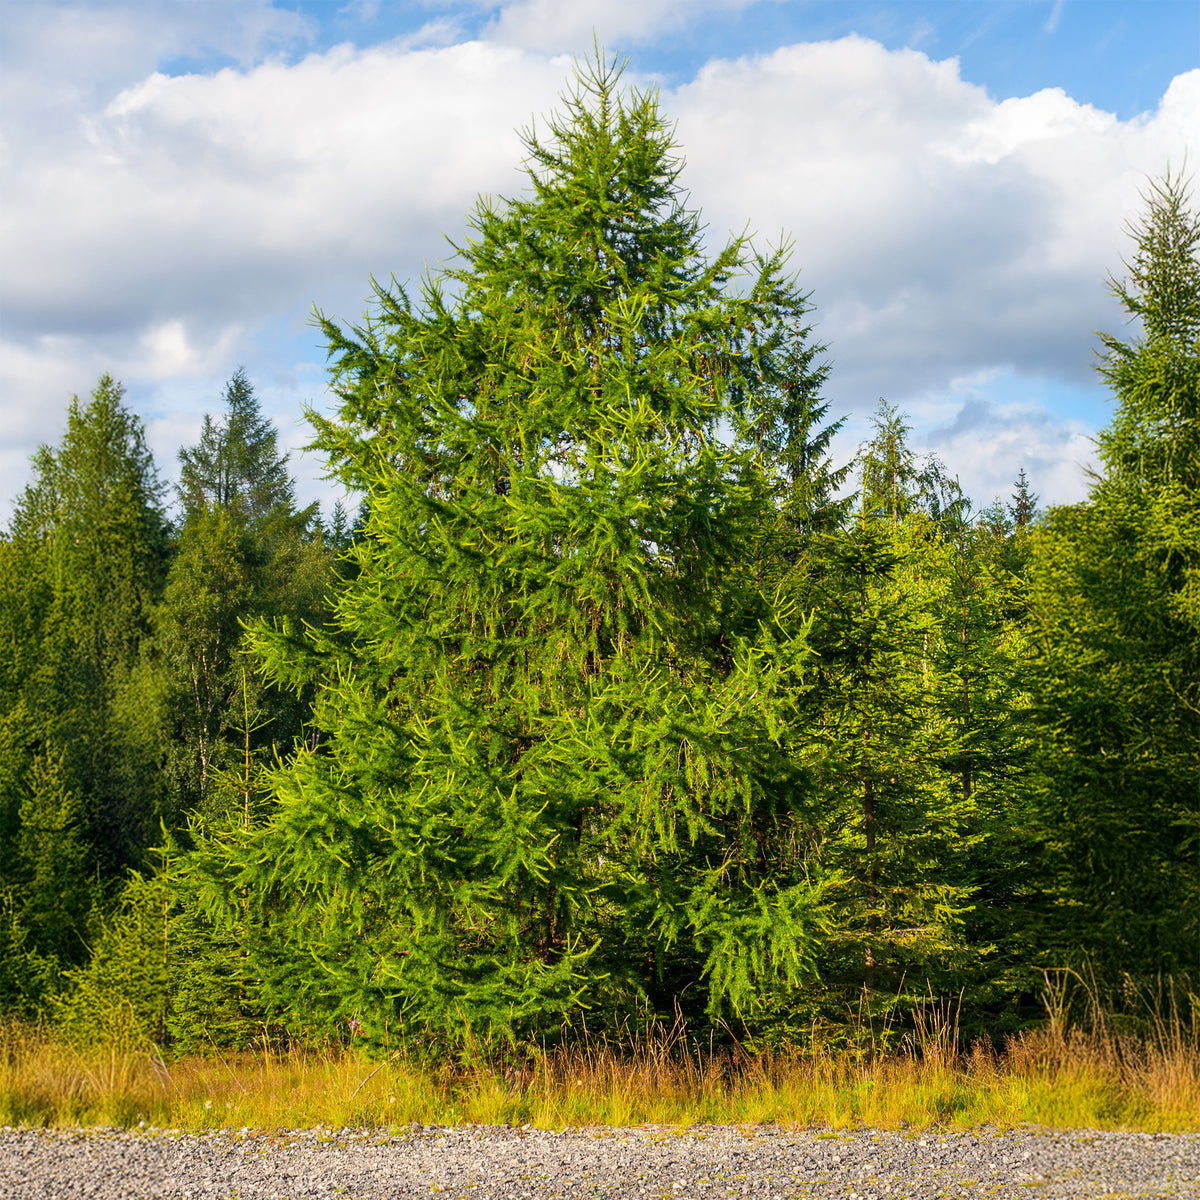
[2,61,1197,1057]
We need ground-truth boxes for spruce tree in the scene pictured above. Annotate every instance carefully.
[793,463,980,1015]
[159,372,331,821]
[930,519,1039,1020]
[194,56,838,1042]
[0,377,169,995]
[857,400,965,530]
[179,368,314,533]
[1008,469,1038,529]
[1097,171,1200,491]
[1027,173,1200,979]
[53,375,333,1042]
[754,403,1039,1034]
[3,375,169,874]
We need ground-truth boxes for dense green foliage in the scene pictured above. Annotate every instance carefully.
[192,60,844,1043]
[0,376,169,993]
[1025,172,1200,979]
[0,371,335,1033]
[1,62,1195,1049]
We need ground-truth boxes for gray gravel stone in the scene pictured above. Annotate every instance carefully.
[1,1123,1197,1199]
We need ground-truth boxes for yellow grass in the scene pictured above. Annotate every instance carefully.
[2,1002,1197,1134]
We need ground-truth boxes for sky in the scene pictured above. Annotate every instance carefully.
[1,0,1198,523]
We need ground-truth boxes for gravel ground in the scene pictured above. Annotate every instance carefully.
[2,1123,1198,1200]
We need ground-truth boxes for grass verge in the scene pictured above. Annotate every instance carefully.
[2,1000,1197,1134]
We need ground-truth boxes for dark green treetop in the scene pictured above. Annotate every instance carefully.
[1008,469,1038,529]
[1097,171,1200,491]
[179,368,316,533]
[10,375,167,671]
[857,399,964,529]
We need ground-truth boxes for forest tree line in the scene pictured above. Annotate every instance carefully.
[1,62,1196,1051]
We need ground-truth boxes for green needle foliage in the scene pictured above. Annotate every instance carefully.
[156,371,330,823]
[783,409,1031,1032]
[54,371,336,1045]
[1027,172,1200,980]
[193,56,841,1044]
[3,67,1193,1062]
[0,377,168,1000]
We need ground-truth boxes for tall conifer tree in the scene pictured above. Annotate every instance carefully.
[158,371,328,820]
[54,373,335,1042]
[761,403,1037,1030]
[195,57,839,1040]
[1008,469,1038,529]
[795,430,976,1011]
[178,367,314,534]
[1027,173,1200,978]
[0,377,168,992]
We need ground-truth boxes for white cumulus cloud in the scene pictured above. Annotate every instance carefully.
[0,15,1196,518]
[667,41,1198,500]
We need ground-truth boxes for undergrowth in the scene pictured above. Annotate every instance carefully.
[2,972,1196,1133]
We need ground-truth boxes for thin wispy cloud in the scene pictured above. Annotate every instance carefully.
[485,0,760,50]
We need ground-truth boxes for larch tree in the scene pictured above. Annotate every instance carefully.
[193,57,841,1042]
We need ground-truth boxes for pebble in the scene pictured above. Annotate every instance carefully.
[0,1123,1197,1198]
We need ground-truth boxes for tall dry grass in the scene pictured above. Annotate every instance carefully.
[2,974,1196,1133]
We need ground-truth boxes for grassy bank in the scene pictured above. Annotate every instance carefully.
[3,1001,1197,1134]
